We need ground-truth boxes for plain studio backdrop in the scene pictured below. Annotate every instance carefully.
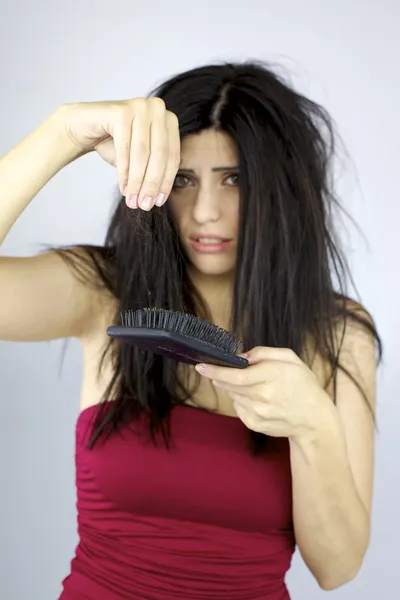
[0,1,398,598]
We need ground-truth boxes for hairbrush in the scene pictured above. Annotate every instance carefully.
[106,308,248,368]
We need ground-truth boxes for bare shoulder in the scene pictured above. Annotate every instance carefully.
[304,297,379,400]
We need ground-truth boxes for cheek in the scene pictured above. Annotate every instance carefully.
[167,197,185,225]
[227,200,240,232]
[166,200,193,242]
[224,188,240,212]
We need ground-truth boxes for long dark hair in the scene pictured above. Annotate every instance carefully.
[57,61,382,454]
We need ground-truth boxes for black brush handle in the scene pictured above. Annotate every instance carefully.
[106,326,249,368]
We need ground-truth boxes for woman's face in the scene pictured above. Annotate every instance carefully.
[168,129,240,280]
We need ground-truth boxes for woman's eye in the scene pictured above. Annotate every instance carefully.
[225,173,239,185]
[173,174,191,188]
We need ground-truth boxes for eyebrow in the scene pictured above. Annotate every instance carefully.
[178,166,239,173]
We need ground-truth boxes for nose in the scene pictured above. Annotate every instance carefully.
[191,184,221,224]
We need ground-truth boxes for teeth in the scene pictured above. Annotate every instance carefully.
[197,238,225,243]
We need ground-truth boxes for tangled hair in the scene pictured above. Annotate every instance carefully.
[56,61,382,454]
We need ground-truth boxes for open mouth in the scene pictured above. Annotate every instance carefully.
[189,238,233,253]
[194,237,231,244]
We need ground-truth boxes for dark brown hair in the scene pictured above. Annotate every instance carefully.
[56,61,382,454]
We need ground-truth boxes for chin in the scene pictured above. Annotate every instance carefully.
[181,241,237,278]
[189,256,236,277]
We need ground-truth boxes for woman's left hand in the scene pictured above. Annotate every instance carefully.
[195,346,335,443]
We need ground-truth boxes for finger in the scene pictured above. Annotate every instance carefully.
[125,106,151,209]
[232,397,275,426]
[246,346,301,365]
[154,111,181,207]
[137,112,169,210]
[112,115,133,197]
[232,400,248,423]
[195,360,279,386]
[212,380,263,395]
[214,382,274,407]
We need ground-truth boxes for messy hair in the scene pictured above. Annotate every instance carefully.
[56,61,382,454]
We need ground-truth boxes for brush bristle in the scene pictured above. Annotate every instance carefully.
[120,308,243,354]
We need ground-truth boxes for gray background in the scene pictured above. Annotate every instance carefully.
[0,0,398,598]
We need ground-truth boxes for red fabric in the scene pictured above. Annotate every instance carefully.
[59,403,295,600]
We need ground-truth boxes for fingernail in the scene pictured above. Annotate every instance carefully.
[141,196,153,210]
[126,194,138,209]
[155,193,167,207]
[195,364,207,373]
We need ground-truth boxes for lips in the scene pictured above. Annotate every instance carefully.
[190,234,232,241]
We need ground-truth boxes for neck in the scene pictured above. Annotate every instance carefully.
[188,268,234,331]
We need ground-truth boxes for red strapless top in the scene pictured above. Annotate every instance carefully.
[59,403,295,600]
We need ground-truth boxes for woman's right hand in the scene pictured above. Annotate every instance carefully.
[61,98,181,210]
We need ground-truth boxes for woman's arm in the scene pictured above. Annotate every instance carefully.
[193,305,377,590]
[0,108,99,342]
[0,106,82,245]
[291,314,376,589]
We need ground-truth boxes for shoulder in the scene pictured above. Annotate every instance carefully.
[304,296,380,400]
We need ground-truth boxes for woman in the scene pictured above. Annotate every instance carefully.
[0,62,381,599]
